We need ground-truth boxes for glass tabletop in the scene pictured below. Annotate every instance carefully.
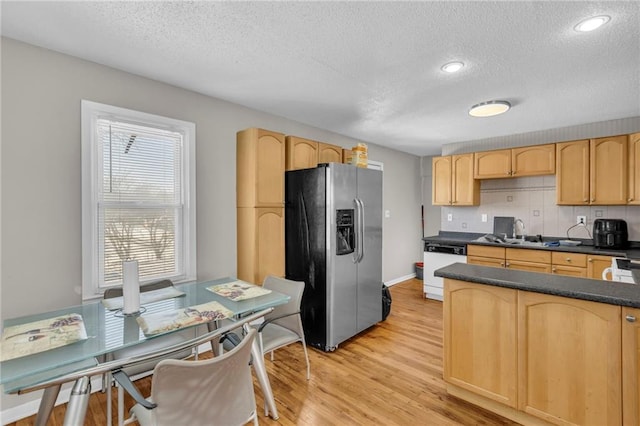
[0,277,289,390]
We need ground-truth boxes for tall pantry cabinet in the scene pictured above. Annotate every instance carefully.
[237,128,285,284]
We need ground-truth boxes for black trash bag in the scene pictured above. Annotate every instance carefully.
[382,284,392,321]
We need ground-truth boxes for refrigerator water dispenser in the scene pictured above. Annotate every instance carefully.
[336,209,355,255]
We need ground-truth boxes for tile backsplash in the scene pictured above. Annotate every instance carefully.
[440,175,640,241]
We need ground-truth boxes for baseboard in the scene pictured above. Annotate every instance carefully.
[1,375,104,425]
[385,273,417,287]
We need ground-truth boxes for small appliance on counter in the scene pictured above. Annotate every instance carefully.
[602,258,640,283]
[593,219,628,249]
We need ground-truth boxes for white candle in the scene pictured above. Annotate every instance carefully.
[122,259,140,315]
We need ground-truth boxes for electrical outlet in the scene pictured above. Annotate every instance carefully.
[447,213,453,222]
[577,215,587,225]
[481,214,488,222]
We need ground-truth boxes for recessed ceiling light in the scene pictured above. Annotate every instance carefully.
[469,100,511,118]
[574,15,610,32]
[441,61,464,73]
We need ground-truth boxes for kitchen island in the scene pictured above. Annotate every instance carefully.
[434,263,640,426]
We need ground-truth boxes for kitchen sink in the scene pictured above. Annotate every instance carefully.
[503,238,545,247]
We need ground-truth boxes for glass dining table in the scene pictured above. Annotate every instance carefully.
[0,277,289,425]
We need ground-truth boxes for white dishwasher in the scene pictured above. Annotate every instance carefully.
[423,242,467,301]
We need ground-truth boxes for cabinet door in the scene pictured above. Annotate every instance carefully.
[511,144,555,177]
[237,128,285,207]
[432,156,452,205]
[508,260,551,274]
[467,256,505,268]
[591,135,628,205]
[556,140,590,205]
[474,149,512,179]
[629,133,640,205]
[237,207,284,284]
[623,307,640,426]
[552,252,587,268]
[318,142,342,164]
[452,153,480,206]
[444,279,517,407]
[552,265,587,277]
[467,244,505,260]
[518,291,621,425]
[285,136,318,171]
[506,248,551,264]
[587,255,613,280]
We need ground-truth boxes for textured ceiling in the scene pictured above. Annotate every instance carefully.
[2,1,639,156]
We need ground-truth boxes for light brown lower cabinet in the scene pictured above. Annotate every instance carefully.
[623,307,640,426]
[467,245,611,280]
[236,207,284,284]
[444,279,628,426]
[518,292,621,426]
[444,279,517,408]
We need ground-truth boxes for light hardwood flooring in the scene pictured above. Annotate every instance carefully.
[9,278,517,425]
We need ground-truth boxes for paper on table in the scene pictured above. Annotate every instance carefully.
[136,301,233,336]
[207,280,272,301]
[0,313,88,362]
[102,286,186,311]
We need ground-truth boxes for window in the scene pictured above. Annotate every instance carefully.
[82,101,196,300]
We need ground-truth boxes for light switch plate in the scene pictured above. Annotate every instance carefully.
[447,213,453,221]
[481,214,488,222]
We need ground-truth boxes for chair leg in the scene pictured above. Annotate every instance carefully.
[303,342,311,380]
[118,385,125,426]
[105,373,112,426]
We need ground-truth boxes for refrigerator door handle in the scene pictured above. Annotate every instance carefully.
[355,198,365,263]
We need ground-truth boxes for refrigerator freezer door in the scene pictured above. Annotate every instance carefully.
[327,165,358,349]
[355,167,383,331]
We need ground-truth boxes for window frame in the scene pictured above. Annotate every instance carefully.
[81,100,196,300]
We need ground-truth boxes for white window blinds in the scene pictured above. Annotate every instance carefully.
[82,101,196,298]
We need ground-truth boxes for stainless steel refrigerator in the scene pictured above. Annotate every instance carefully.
[285,163,383,352]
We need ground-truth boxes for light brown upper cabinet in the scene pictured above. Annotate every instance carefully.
[629,132,640,205]
[556,136,628,205]
[432,154,480,206]
[474,149,512,179]
[285,135,342,171]
[318,142,342,164]
[474,144,555,179]
[511,144,555,177]
[237,128,285,208]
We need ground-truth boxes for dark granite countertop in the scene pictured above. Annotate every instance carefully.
[424,231,640,259]
[435,262,640,308]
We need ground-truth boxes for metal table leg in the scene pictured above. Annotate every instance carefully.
[244,324,279,420]
[62,377,91,426]
[34,384,61,426]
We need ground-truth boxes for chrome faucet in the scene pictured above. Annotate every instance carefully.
[514,219,526,240]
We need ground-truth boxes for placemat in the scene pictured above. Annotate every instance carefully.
[207,280,272,301]
[102,286,186,310]
[0,313,88,362]
[136,301,233,336]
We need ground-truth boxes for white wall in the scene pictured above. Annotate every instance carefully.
[0,37,423,418]
[440,176,640,240]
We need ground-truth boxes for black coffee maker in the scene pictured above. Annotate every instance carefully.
[593,219,628,249]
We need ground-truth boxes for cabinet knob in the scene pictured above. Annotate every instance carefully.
[629,198,633,202]
[552,267,557,273]
[566,258,571,262]
[627,315,637,323]
[583,198,588,202]
[588,258,593,262]
[505,262,510,267]
[591,199,595,202]
[500,262,505,267]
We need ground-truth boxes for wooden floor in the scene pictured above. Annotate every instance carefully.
[10,278,518,425]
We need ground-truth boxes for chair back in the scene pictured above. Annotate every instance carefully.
[262,276,305,334]
[148,329,257,426]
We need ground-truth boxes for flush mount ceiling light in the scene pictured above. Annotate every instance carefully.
[574,15,610,32]
[441,61,464,73]
[469,100,511,117]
